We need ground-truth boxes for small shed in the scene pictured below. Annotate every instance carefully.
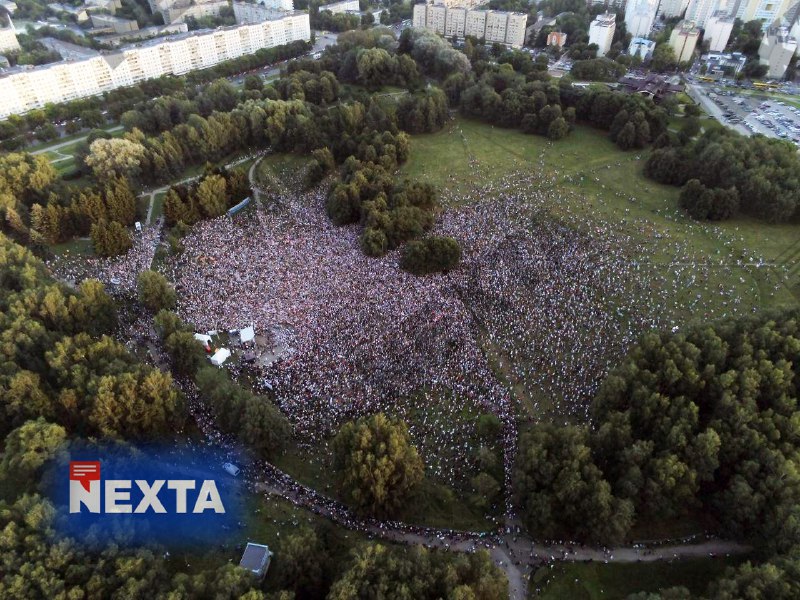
[210,348,231,366]
[239,542,272,579]
[194,333,212,345]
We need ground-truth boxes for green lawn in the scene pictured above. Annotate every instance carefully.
[27,123,123,154]
[531,557,746,599]
[401,117,800,324]
[50,237,93,257]
[151,191,166,222]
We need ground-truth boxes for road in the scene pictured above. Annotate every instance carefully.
[30,125,124,156]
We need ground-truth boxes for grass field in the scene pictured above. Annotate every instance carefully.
[531,557,745,599]
[400,117,800,324]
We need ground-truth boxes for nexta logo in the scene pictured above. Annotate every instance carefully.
[69,461,225,514]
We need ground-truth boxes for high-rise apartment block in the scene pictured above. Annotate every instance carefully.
[233,0,295,23]
[412,3,527,47]
[625,0,658,38]
[148,0,230,24]
[588,12,616,56]
[704,12,735,52]
[0,13,310,118]
[759,25,797,78]
[669,19,701,62]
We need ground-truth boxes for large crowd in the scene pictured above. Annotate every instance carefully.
[45,127,790,525]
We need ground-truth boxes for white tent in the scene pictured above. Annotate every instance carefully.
[210,348,231,366]
[194,333,212,345]
[240,325,255,344]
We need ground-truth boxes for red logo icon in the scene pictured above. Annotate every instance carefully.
[70,461,101,492]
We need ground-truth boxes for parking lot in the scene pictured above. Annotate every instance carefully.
[689,83,800,147]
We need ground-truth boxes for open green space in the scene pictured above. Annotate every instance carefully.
[531,556,746,599]
[401,117,800,325]
[27,123,123,154]
[255,153,313,193]
[50,237,93,257]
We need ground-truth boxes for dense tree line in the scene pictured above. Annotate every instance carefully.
[400,236,461,275]
[515,308,800,555]
[163,166,250,227]
[0,234,183,440]
[645,128,800,222]
[570,57,627,82]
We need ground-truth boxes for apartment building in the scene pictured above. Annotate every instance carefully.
[657,0,691,19]
[433,0,483,8]
[0,13,311,118]
[318,0,359,14]
[625,0,658,38]
[759,25,797,78]
[0,14,19,53]
[413,3,527,47]
[148,0,230,24]
[669,19,701,62]
[704,12,734,51]
[233,0,295,23]
[588,12,616,56]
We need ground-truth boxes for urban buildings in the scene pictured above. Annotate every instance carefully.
[0,13,311,118]
[625,0,658,38]
[433,0,483,8]
[319,0,359,14]
[629,36,656,59]
[588,12,616,57]
[148,0,230,24]
[669,19,701,62]
[759,25,797,78]
[685,0,720,28]
[412,3,527,47]
[732,0,793,24]
[700,51,748,76]
[0,13,19,54]
[547,31,567,47]
[617,73,684,100]
[704,12,735,52]
[657,0,691,19]
[233,0,295,23]
[90,14,140,34]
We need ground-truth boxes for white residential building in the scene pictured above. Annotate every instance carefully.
[318,0,359,14]
[625,0,658,38]
[759,25,797,78]
[0,14,20,53]
[233,0,294,23]
[433,0,483,8]
[0,13,310,118]
[669,19,701,62]
[413,4,527,47]
[657,0,691,19]
[589,12,616,56]
[148,0,230,24]
[732,0,793,23]
[704,12,735,51]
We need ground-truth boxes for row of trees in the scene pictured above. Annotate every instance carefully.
[645,128,800,222]
[0,40,311,150]
[164,166,250,227]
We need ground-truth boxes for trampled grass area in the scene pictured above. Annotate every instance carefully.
[255,153,313,193]
[531,556,746,599]
[51,237,93,257]
[401,117,800,324]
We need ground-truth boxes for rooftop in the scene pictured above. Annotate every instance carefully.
[239,543,272,578]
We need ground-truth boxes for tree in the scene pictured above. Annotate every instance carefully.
[137,270,177,312]
[332,413,424,516]
[278,528,329,598]
[195,173,228,218]
[91,220,132,257]
[548,116,569,140]
[514,424,634,544]
[0,419,66,482]
[400,236,461,275]
[651,44,678,72]
[85,137,147,181]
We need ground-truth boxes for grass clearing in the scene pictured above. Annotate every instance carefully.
[401,117,800,323]
[531,556,746,599]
